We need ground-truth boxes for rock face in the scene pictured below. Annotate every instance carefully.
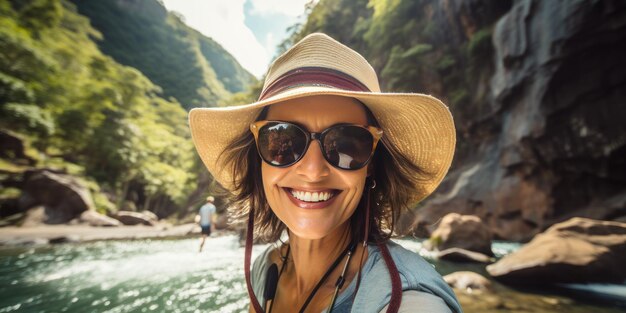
[426,213,494,256]
[486,217,626,284]
[18,169,95,224]
[414,0,626,241]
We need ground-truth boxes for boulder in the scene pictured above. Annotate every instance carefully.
[486,217,626,284]
[438,247,494,263]
[140,210,158,223]
[444,271,492,293]
[426,213,494,256]
[112,210,155,226]
[20,206,47,227]
[18,170,95,224]
[77,210,121,227]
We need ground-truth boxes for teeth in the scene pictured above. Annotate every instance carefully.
[290,189,334,202]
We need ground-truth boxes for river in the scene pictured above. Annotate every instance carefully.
[0,235,624,312]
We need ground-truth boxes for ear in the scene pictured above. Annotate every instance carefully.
[366,164,374,177]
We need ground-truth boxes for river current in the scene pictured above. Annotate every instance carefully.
[0,236,624,312]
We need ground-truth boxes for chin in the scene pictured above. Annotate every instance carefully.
[287,218,347,240]
[288,225,329,240]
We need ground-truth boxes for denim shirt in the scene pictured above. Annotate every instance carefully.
[251,241,463,313]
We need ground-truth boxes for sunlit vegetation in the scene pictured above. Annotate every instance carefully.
[0,0,203,215]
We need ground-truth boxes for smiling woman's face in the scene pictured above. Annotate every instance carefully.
[262,95,369,240]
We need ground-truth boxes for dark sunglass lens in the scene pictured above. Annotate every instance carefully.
[258,123,307,166]
[323,126,373,169]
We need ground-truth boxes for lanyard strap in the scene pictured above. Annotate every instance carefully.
[245,208,264,313]
[297,241,355,313]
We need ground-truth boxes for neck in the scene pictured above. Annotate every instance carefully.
[287,223,352,295]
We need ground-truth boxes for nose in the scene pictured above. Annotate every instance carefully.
[294,139,330,181]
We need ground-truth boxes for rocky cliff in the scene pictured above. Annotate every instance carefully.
[415,0,626,241]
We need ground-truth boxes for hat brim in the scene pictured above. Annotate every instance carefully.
[189,85,455,203]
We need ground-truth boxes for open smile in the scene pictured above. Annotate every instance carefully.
[282,187,342,209]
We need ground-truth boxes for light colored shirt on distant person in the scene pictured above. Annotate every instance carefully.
[199,203,216,226]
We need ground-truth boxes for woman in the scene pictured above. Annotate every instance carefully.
[189,33,462,313]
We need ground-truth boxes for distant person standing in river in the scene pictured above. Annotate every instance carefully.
[197,196,216,252]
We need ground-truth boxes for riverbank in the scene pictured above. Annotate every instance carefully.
[0,224,222,246]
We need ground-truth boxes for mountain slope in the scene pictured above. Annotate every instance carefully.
[71,0,256,109]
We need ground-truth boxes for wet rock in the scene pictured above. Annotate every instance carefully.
[425,213,494,256]
[18,169,95,224]
[48,235,79,244]
[438,247,494,263]
[487,217,626,284]
[112,210,156,226]
[444,271,492,292]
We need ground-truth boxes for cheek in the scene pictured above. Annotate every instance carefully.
[338,170,368,215]
[261,163,286,210]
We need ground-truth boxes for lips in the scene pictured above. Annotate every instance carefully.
[283,187,341,210]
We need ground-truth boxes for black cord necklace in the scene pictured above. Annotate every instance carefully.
[268,241,356,313]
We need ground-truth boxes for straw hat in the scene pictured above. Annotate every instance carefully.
[189,33,455,203]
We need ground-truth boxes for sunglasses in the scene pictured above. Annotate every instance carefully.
[250,120,383,170]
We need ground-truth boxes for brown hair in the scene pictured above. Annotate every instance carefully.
[216,101,431,243]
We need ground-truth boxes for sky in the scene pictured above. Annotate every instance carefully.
[161,0,313,78]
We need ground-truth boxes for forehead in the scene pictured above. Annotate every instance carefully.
[265,95,368,131]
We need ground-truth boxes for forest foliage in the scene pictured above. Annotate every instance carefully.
[0,0,211,216]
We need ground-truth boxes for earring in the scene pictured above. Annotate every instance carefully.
[370,178,376,189]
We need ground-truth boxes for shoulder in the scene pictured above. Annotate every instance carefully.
[384,241,445,287]
[250,244,275,304]
[364,241,442,287]
[378,290,453,313]
[352,241,462,313]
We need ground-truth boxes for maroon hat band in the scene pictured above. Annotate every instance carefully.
[258,67,371,101]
